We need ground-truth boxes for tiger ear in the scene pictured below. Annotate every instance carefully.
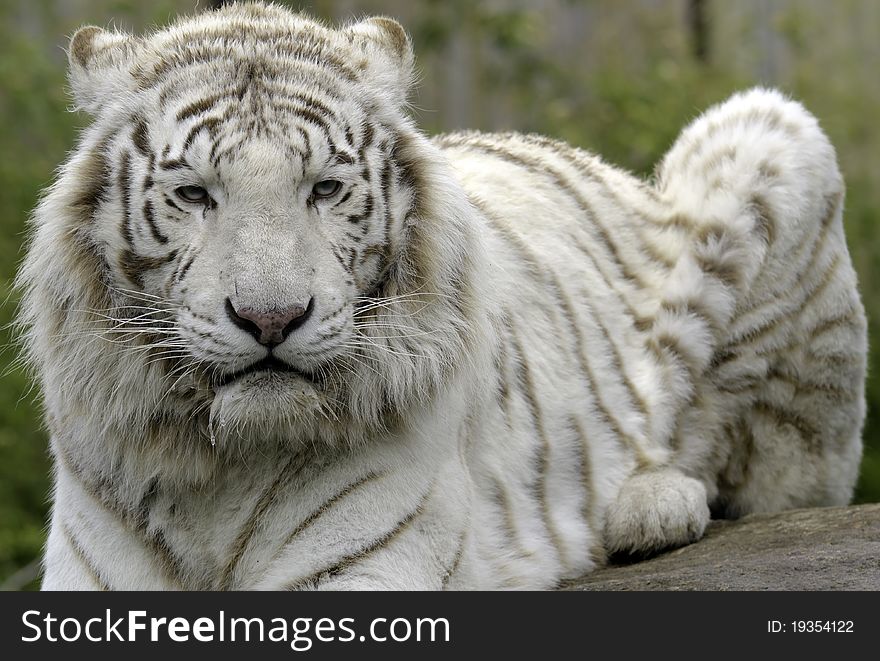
[345,17,415,107]
[67,26,140,114]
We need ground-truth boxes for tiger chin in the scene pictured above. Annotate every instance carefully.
[18,2,866,590]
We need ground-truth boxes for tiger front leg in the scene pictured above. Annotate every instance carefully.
[602,467,710,556]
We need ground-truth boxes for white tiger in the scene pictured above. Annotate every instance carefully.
[17,3,866,590]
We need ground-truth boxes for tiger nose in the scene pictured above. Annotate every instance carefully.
[225,298,314,347]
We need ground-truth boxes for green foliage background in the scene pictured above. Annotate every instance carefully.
[1,0,878,589]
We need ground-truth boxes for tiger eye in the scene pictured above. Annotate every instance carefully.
[175,185,210,204]
[312,180,342,198]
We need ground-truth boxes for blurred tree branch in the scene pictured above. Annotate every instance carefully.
[688,0,710,63]
[0,558,40,592]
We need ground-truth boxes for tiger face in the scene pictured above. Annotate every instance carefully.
[59,8,449,442]
[123,66,395,394]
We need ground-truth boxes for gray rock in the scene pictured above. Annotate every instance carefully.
[562,504,880,591]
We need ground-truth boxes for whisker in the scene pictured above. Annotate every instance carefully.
[353,325,442,339]
[106,285,178,305]
[340,348,386,381]
[352,298,437,316]
[342,339,429,360]
[353,286,452,302]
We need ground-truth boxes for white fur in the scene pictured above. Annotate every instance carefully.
[18,4,866,590]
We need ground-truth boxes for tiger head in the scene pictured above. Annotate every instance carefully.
[18,4,491,459]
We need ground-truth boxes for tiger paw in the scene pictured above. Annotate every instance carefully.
[603,468,710,556]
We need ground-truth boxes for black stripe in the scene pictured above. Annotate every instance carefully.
[303,325,344,348]
[159,156,190,171]
[274,472,384,558]
[118,150,134,247]
[132,117,150,157]
[750,193,776,247]
[210,134,249,169]
[268,87,342,125]
[660,297,721,335]
[73,134,115,217]
[333,150,356,165]
[479,199,652,429]
[506,326,568,566]
[333,190,353,208]
[143,200,169,244]
[379,159,393,247]
[728,190,841,329]
[160,55,348,113]
[176,93,224,122]
[287,105,333,143]
[519,132,677,244]
[649,330,702,377]
[347,194,374,224]
[285,487,432,590]
[441,531,467,589]
[143,45,358,89]
[136,476,161,524]
[55,446,184,589]
[61,521,112,591]
[677,108,801,171]
[766,365,850,401]
[120,249,178,288]
[439,136,651,289]
[217,452,309,589]
[208,131,224,166]
[570,416,599,544]
[329,243,348,272]
[729,253,841,350]
[164,195,185,213]
[807,310,860,340]
[487,474,531,573]
[297,125,312,163]
[182,116,222,153]
[319,303,346,324]
[175,250,197,284]
[359,122,375,155]
[567,231,652,330]
[753,400,821,452]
